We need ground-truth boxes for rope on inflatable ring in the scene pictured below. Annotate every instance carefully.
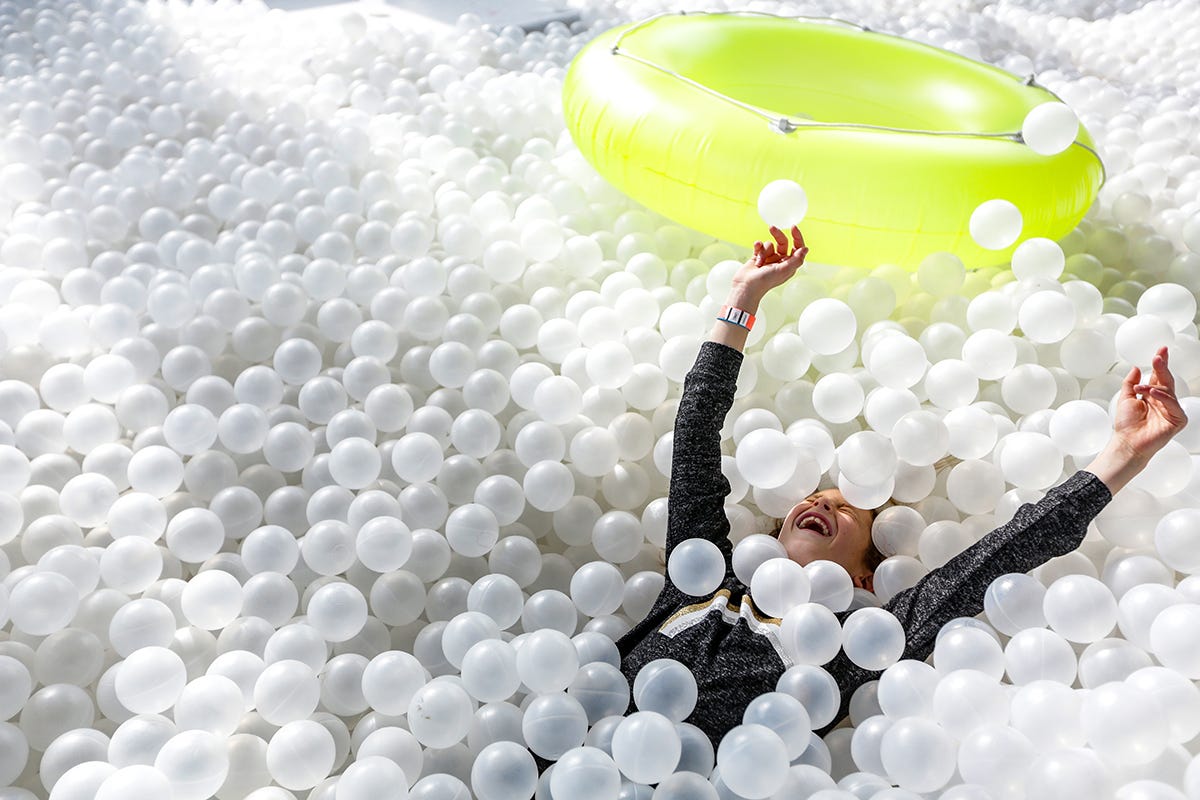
[608,9,1107,189]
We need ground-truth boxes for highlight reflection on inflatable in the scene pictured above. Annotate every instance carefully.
[563,11,1105,270]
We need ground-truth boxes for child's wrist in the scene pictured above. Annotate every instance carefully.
[726,284,763,314]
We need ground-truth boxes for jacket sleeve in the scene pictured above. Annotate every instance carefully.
[815,469,1113,736]
[664,340,744,579]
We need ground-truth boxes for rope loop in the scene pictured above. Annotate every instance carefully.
[604,10,1105,187]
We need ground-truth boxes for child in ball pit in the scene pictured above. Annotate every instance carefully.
[608,225,1189,767]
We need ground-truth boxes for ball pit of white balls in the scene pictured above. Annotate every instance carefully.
[1,0,1200,799]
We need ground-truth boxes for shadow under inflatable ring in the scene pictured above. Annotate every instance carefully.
[562,11,1105,270]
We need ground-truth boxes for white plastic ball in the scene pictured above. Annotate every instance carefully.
[1021,102,1080,156]
[969,200,1023,250]
[841,608,905,671]
[798,299,856,356]
[757,180,808,228]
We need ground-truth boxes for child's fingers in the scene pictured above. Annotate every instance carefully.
[771,227,789,254]
[1151,350,1177,393]
[792,226,805,250]
[1122,366,1142,398]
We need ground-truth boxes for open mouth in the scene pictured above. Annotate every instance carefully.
[795,511,834,538]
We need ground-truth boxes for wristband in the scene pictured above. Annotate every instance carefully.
[717,304,756,331]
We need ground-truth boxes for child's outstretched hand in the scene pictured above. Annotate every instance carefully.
[1113,345,1189,460]
[731,225,808,301]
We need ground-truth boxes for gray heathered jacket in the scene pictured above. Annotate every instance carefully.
[615,340,1113,752]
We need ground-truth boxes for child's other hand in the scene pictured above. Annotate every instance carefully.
[731,225,808,301]
[1114,345,1189,461]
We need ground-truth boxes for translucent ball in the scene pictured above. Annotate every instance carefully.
[162,405,218,456]
[757,180,808,228]
[1127,665,1200,745]
[522,461,574,512]
[667,538,726,597]
[533,376,582,425]
[984,572,1047,636]
[736,429,797,489]
[1115,315,1175,366]
[217,404,268,454]
[549,747,621,800]
[339,756,409,800]
[945,460,1005,515]
[1004,627,1077,685]
[445,503,499,558]
[460,639,520,703]
[47,749,109,797]
[923,360,978,409]
[1150,604,1200,678]
[172,675,243,737]
[780,603,843,666]
[944,406,997,460]
[307,582,367,643]
[762,333,812,381]
[521,693,588,760]
[932,669,1009,738]
[1011,237,1065,280]
[106,715,177,771]
[181,570,242,630]
[1021,102,1080,156]
[891,410,950,466]
[842,608,905,671]
[1018,291,1076,343]
[999,432,1062,490]
[730,536,785,589]
[115,647,187,714]
[265,719,335,791]
[969,200,1022,250]
[1080,682,1168,765]
[750,558,811,618]
[59,472,119,527]
[879,717,957,793]
[0,656,31,722]
[631,659,698,722]
[362,651,427,716]
[1137,283,1197,332]
[569,427,619,477]
[450,410,501,459]
[96,765,172,800]
[804,560,855,612]
[1049,400,1111,456]
[1131,440,1193,498]
[328,438,381,489]
[715,724,789,799]
[1155,509,1200,573]
[9,571,79,635]
[254,662,319,729]
[957,726,1035,797]
[611,711,681,784]
[1043,575,1118,643]
[917,252,965,297]
[812,373,864,424]
[516,629,578,694]
[355,516,412,573]
[837,432,897,486]
[585,341,634,390]
[798,299,856,356]
[866,335,928,389]
[390,432,444,484]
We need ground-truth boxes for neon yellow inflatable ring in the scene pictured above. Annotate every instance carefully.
[562,11,1106,270]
